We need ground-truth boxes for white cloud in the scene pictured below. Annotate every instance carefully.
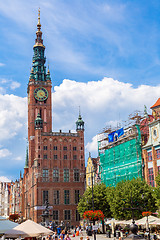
[0,94,27,141]
[0,76,160,177]
[0,63,5,67]
[53,77,159,116]
[10,81,21,90]
[0,176,11,182]
[86,135,98,155]
[52,77,160,155]
[0,148,12,158]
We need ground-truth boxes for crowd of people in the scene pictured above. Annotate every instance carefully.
[45,225,91,240]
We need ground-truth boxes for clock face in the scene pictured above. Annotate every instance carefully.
[34,87,48,101]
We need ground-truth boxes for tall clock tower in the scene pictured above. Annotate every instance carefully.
[28,10,52,164]
[22,10,85,225]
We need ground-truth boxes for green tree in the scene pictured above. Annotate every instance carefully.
[78,183,112,218]
[154,174,160,215]
[107,178,156,220]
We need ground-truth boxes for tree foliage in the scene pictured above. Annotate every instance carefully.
[107,178,157,220]
[77,183,112,218]
[154,174,160,215]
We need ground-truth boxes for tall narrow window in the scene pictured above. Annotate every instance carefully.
[64,190,70,204]
[88,177,91,186]
[148,168,154,187]
[64,169,69,182]
[53,190,60,204]
[53,169,59,182]
[156,149,160,159]
[75,190,80,204]
[44,108,47,122]
[64,210,71,220]
[74,169,79,182]
[73,155,77,160]
[43,190,48,204]
[42,169,49,182]
[147,151,152,161]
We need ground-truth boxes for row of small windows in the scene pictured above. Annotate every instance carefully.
[43,146,79,151]
[42,169,80,182]
[147,149,160,161]
[42,154,83,160]
[43,190,80,205]
[52,210,80,221]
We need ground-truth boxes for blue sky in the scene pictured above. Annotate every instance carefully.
[1,0,160,181]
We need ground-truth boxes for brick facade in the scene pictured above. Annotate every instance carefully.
[142,99,160,187]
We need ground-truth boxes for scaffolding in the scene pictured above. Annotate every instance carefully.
[98,124,142,187]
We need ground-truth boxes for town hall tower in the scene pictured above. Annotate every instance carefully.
[22,10,85,225]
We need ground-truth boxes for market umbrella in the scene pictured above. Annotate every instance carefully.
[0,217,18,235]
[135,216,159,225]
[4,219,53,238]
[149,218,160,225]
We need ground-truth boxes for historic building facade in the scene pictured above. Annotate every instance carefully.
[21,11,85,225]
[0,181,20,217]
[86,154,99,188]
[0,182,10,217]
[142,98,160,187]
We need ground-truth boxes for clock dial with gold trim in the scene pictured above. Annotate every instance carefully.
[34,87,48,101]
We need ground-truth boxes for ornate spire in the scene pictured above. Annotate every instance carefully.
[37,8,41,31]
[76,107,84,131]
[34,8,45,48]
[30,9,50,82]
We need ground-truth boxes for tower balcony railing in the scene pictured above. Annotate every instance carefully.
[42,132,78,137]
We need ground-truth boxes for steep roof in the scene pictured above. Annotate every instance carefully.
[150,98,160,109]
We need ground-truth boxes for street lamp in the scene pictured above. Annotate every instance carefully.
[141,194,150,240]
[87,168,96,240]
[85,167,97,240]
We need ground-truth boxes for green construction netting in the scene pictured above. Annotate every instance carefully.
[99,125,142,187]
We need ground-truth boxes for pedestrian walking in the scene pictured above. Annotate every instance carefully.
[57,226,61,236]
[85,237,90,240]
[64,234,71,240]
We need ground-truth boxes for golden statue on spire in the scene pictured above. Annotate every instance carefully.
[33,8,45,48]
[37,8,41,31]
